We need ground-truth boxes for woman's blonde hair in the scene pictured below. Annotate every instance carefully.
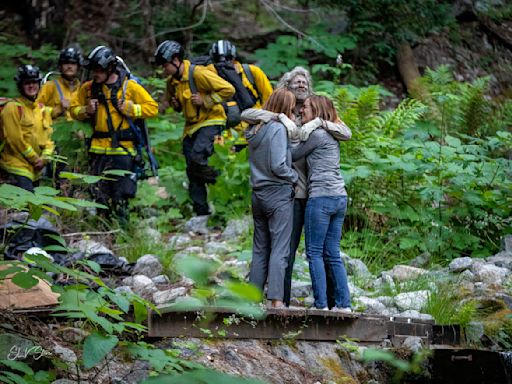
[307,95,338,122]
[262,88,296,118]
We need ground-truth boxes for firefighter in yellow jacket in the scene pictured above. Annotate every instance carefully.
[37,47,83,120]
[71,46,158,220]
[0,65,54,192]
[209,40,272,150]
[154,40,235,216]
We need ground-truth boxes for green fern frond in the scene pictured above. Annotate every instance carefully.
[423,65,453,87]
[377,99,428,136]
[355,86,381,131]
[460,77,492,136]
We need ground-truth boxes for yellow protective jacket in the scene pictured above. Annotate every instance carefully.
[206,61,273,145]
[0,97,54,181]
[71,77,158,155]
[37,76,80,120]
[166,60,235,137]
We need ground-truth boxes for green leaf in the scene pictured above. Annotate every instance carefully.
[224,281,263,302]
[82,332,119,369]
[0,359,34,375]
[143,369,266,384]
[11,272,39,289]
[133,300,148,324]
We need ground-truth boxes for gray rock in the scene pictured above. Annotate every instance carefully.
[342,255,372,280]
[52,380,80,384]
[114,285,133,295]
[502,235,512,253]
[402,336,424,353]
[131,275,157,297]
[398,310,434,321]
[449,257,474,273]
[291,281,312,298]
[74,239,113,256]
[121,276,134,286]
[168,234,192,249]
[355,297,387,314]
[472,263,509,285]
[348,281,366,297]
[374,296,395,307]
[153,287,188,305]
[204,241,231,255]
[222,216,251,240]
[53,343,77,363]
[459,269,475,282]
[373,274,396,292]
[388,265,427,282]
[409,252,432,268]
[143,227,162,243]
[486,251,512,270]
[184,215,209,235]
[152,275,170,285]
[133,254,163,278]
[395,290,429,311]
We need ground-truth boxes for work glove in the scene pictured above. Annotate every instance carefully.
[278,113,299,140]
[300,117,323,141]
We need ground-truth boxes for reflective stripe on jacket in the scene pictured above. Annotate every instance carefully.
[0,97,54,181]
[166,60,235,137]
[70,77,158,155]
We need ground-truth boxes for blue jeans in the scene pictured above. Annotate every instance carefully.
[305,195,350,308]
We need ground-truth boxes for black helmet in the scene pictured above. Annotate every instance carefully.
[154,40,184,65]
[58,46,83,65]
[15,64,42,85]
[210,40,236,62]
[84,46,117,70]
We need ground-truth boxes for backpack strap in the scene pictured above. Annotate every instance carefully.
[188,64,200,117]
[242,64,261,104]
[53,79,65,102]
[188,64,198,94]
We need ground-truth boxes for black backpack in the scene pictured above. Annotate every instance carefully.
[188,60,259,128]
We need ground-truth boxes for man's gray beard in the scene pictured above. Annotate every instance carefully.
[293,89,309,101]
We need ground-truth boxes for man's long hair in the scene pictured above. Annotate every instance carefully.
[276,66,313,95]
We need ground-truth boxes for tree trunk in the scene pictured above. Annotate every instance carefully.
[396,42,426,100]
[140,0,157,58]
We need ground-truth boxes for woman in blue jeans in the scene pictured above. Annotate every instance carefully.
[290,95,351,311]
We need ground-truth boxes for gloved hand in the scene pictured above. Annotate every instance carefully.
[300,117,323,141]
[278,113,299,140]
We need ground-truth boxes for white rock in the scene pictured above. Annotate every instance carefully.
[398,309,434,321]
[114,286,133,295]
[184,215,209,235]
[132,275,157,296]
[53,344,77,363]
[152,275,170,285]
[472,263,509,285]
[221,217,251,240]
[355,296,387,314]
[74,239,113,256]
[153,287,188,305]
[449,257,474,273]
[143,227,162,243]
[395,290,429,311]
[402,336,424,353]
[24,247,54,262]
[204,241,231,255]
[168,234,192,248]
[388,265,427,282]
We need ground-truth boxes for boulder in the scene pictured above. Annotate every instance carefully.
[132,254,163,278]
[153,287,188,305]
[222,217,251,240]
[395,290,429,311]
[449,257,474,273]
[387,265,427,282]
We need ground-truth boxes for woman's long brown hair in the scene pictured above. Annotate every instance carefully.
[308,95,338,122]
[262,88,296,119]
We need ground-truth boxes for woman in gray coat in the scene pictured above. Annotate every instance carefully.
[246,88,298,308]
